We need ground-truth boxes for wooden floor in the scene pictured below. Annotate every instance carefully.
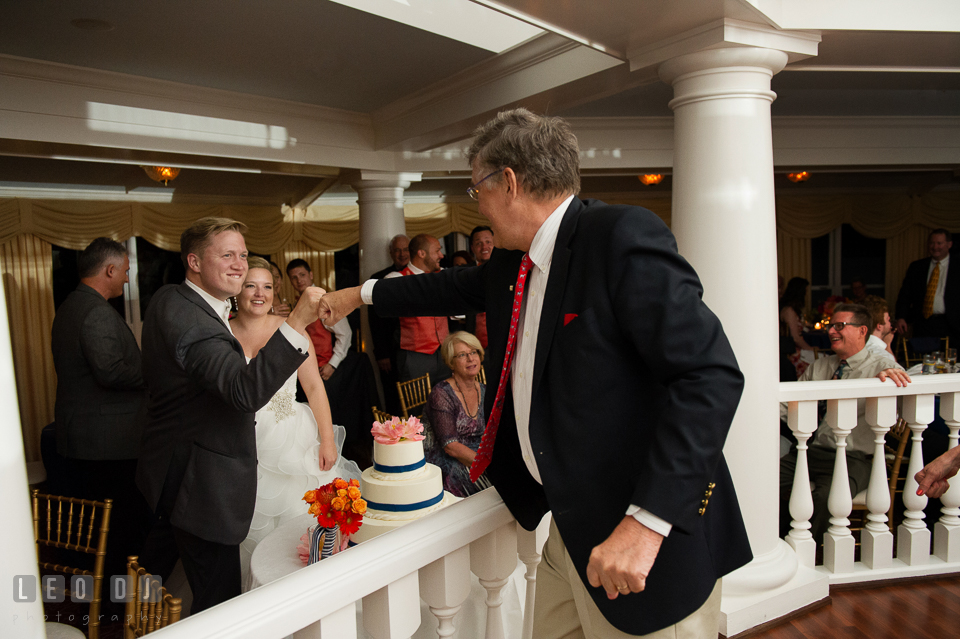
[736,575,960,639]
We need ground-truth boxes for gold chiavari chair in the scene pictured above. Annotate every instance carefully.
[124,556,182,637]
[477,365,486,386]
[372,406,393,424]
[32,489,112,639]
[397,373,431,418]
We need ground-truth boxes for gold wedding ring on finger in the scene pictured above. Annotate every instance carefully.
[616,585,629,592]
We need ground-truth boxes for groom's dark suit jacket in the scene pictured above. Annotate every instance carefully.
[374,198,751,635]
[136,283,307,545]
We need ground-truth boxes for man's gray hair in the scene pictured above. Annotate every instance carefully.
[78,237,127,279]
[389,234,408,250]
[467,108,580,199]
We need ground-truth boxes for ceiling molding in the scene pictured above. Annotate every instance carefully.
[0,54,370,125]
[372,33,623,151]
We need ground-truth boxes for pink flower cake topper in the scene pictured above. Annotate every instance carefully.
[371,416,425,444]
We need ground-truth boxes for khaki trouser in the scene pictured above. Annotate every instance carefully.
[533,519,722,639]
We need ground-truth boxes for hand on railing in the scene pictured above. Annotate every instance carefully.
[877,368,911,387]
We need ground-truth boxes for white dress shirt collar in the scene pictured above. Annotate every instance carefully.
[527,195,575,271]
[405,262,425,275]
[185,278,233,328]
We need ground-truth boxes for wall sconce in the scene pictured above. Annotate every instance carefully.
[787,171,810,183]
[142,166,181,185]
[638,174,664,185]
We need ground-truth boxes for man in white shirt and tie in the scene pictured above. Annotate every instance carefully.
[895,229,959,346]
[316,108,754,637]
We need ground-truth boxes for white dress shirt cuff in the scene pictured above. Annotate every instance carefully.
[360,279,377,305]
[625,505,672,537]
[278,321,310,354]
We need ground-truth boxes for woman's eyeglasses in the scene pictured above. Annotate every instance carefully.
[453,349,480,360]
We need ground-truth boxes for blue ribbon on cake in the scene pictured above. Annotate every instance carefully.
[365,491,443,512]
[373,458,426,473]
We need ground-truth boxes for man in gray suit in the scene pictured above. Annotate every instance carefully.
[136,217,326,612]
[51,236,148,583]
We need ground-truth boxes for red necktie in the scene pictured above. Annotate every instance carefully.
[470,253,533,482]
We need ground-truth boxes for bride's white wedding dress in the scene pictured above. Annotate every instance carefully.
[240,367,362,589]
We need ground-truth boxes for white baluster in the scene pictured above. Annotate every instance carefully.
[516,516,550,639]
[470,523,518,639]
[362,571,421,639]
[823,398,859,573]
[935,393,960,562]
[786,400,818,567]
[861,397,898,569]
[898,394,934,565]
[294,602,357,639]
[419,546,471,638]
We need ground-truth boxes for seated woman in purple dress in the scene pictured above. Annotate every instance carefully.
[423,332,492,497]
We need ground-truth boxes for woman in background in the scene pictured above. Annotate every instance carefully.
[423,332,491,497]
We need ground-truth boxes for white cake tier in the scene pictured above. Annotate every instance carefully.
[360,463,443,514]
[371,440,426,480]
[351,492,458,544]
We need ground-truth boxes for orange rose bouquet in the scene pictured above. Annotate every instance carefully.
[302,478,366,563]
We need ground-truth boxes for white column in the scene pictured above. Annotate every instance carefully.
[344,170,419,368]
[0,274,46,637]
[660,46,826,634]
[343,170,420,281]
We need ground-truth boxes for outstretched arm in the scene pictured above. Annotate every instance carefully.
[916,446,960,499]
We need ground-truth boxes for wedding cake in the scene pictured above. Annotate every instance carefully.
[351,419,455,544]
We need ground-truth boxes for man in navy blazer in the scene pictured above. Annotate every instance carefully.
[319,109,750,636]
[136,217,326,612]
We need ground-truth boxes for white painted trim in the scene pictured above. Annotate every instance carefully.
[627,18,820,72]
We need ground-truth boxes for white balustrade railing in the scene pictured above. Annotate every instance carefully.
[148,488,540,639]
[781,373,960,584]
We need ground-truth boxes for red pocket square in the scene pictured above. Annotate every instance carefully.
[564,313,578,326]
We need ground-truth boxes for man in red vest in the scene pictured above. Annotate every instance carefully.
[286,259,352,379]
[384,234,451,384]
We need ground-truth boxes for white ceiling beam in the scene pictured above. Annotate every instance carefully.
[372,33,623,152]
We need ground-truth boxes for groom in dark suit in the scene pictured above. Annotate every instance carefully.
[137,217,326,612]
[319,109,751,636]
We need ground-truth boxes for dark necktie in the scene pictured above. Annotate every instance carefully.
[817,359,848,425]
[470,253,533,482]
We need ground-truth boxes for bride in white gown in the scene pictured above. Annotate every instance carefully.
[231,258,361,589]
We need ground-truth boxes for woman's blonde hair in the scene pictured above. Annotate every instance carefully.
[441,331,484,369]
[246,256,271,272]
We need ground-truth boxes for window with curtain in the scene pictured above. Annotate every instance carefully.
[136,237,185,317]
[809,225,886,314]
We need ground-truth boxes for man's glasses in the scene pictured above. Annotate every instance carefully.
[453,349,480,360]
[827,322,864,332]
[467,169,503,201]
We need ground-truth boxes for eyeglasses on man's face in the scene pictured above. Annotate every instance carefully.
[467,168,504,201]
[453,349,480,361]
[827,322,864,332]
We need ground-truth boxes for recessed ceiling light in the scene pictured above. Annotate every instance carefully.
[70,18,114,32]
